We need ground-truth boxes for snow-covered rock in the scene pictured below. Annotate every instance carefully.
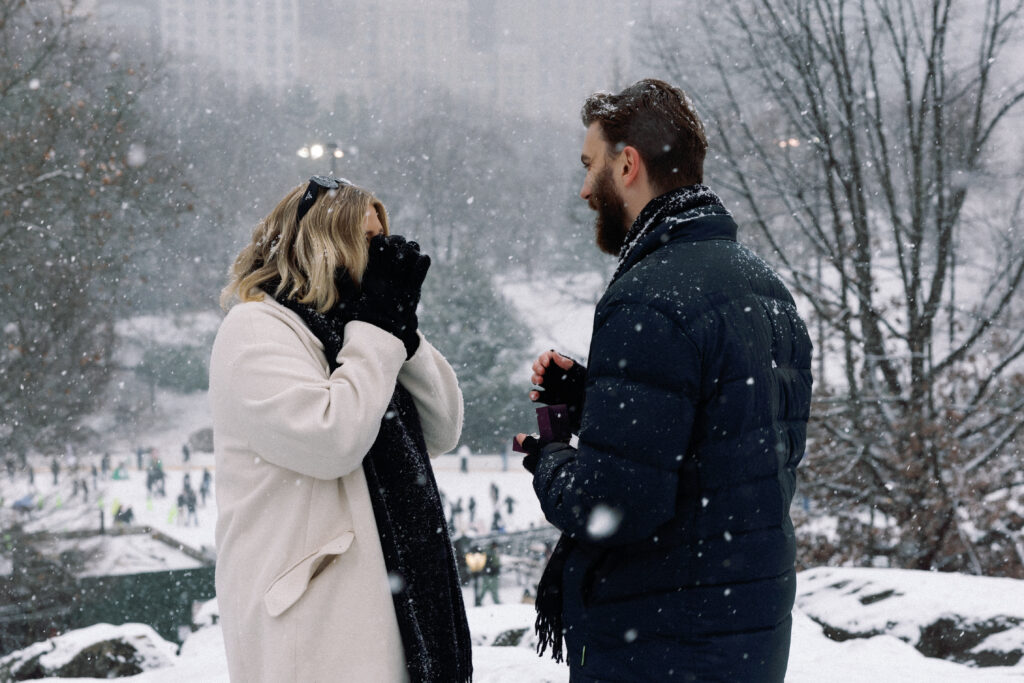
[797,566,1024,667]
[0,623,177,680]
[467,603,539,649]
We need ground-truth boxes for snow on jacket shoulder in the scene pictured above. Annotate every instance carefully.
[210,297,463,683]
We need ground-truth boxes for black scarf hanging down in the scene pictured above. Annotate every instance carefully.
[534,535,572,663]
[265,285,473,682]
[364,385,473,683]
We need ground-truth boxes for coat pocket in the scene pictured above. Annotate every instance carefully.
[263,530,355,617]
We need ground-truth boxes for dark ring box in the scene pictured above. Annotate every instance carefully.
[513,404,571,452]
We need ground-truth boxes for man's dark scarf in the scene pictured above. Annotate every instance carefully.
[534,184,730,662]
[613,183,730,282]
[263,282,473,683]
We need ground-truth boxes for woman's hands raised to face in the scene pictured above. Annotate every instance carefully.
[354,234,431,358]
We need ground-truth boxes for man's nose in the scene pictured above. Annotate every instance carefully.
[579,182,590,201]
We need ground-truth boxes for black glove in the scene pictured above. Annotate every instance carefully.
[519,436,541,473]
[521,437,576,476]
[331,267,362,319]
[533,352,587,432]
[355,234,430,358]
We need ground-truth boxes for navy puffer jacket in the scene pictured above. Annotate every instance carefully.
[533,193,812,682]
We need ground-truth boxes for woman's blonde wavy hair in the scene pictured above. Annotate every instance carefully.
[220,182,389,312]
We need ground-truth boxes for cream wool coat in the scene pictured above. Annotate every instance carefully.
[210,298,463,683]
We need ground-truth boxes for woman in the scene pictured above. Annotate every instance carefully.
[210,176,472,682]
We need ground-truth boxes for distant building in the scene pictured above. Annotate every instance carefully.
[156,0,300,94]
[79,0,638,120]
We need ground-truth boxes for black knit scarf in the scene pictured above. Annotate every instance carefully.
[534,184,730,663]
[612,183,729,282]
[265,285,473,682]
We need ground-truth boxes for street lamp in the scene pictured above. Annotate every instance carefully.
[297,141,345,176]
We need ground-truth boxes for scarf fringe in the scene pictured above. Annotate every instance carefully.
[535,610,565,663]
[534,535,572,663]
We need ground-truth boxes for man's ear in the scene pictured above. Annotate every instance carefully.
[620,145,643,187]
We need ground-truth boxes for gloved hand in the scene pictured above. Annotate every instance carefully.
[519,436,541,474]
[355,234,430,358]
[519,436,574,476]
[331,267,362,320]
[531,351,587,432]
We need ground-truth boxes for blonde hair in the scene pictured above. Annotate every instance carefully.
[221,182,389,312]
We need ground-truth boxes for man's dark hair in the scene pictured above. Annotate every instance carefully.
[581,78,707,192]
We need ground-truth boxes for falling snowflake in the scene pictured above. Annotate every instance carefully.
[587,504,622,540]
[126,143,147,168]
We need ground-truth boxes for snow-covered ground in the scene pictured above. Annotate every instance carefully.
[14,602,1024,682]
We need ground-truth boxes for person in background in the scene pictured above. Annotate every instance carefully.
[518,79,813,682]
[184,484,198,526]
[199,468,212,507]
[175,490,185,526]
[479,541,502,606]
[211,176,471,683]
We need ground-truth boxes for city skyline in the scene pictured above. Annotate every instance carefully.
[81,0,643,122]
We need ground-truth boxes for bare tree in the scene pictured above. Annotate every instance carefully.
[646,0,1024,575]
[0,0,195,454]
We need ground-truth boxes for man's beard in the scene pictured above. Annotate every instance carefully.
[590,167,629,255]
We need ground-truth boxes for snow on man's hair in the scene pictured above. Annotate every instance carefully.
[581,78,708,192]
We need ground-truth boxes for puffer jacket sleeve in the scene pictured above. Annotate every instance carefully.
[214,311,406,480]
[532,299,701,546]
[398,332,464,456]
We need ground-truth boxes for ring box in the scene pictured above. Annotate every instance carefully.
[513,404,571,452]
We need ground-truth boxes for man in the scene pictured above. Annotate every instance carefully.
[480,540,502,606]
[517,79,812,681]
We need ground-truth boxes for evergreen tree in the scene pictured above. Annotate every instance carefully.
[419,255,533,453]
